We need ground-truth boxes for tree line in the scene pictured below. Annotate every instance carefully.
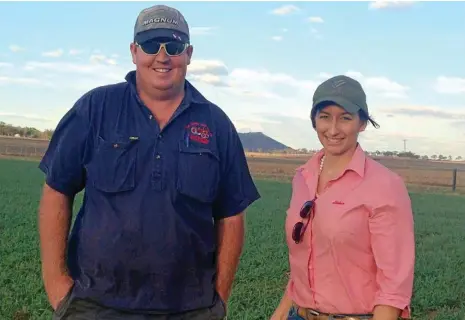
[247,148,463,162]
[0,121,54,140]
[1,121,462,161]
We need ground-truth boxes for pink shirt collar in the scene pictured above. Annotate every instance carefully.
[297,143,366,180]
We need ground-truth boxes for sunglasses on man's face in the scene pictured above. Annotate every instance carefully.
[136,40,189,56]
[292,200,315,244]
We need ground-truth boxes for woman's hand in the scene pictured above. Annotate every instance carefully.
[372,305,401,320]
[270,309,288,320]
[269,288,293,320]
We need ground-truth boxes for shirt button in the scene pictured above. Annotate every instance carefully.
[156,155,161,159]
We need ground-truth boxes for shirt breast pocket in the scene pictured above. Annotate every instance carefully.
[176,143,220,203]
[86,136,138,193]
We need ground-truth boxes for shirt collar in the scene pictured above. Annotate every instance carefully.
[297,143,366,178]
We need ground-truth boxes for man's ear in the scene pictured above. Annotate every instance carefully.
[186,45,193,65]
[130,42,137,65]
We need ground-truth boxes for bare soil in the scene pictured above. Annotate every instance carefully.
[2,136,464,192]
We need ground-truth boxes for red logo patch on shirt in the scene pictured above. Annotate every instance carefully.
[185,122,212,145]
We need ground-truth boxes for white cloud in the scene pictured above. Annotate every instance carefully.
[42,49,64,58]
[24,61,109,74]
[0,76,50,86]
[18,57,228,92]
[188,60,228,76]
[271,36,283,41]
[90,54,117,65]
[270,5,300,15]
[9,45,24,52]
[235,116,282,134]
[308,16,324,23]
[69,49,83,56]
[368,1,415,10]
[16,56,409,105]
[3,54,462,157]
[191,67,418,153]
[344,70,410,98]
[379,105,465,120]
[434,76,465,94]
[191,27,217,36]
[365,77,409,98]
[0,62,13,68]
[0,112,54,122]
[21,60,127,92]
[230,69,316,89]
[14,55,410,104]
[231,88,282,100]
[188,74,227,87]
[244,111,465,158]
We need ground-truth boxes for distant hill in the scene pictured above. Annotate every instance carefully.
[238,132,291,152]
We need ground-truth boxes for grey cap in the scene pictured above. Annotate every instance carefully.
[311,75,368,115]
[133,5,190,44]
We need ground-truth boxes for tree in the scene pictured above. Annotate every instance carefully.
[0,121,54,139]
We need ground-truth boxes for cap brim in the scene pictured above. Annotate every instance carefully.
[313,96,361,114]
[134,28,189,44]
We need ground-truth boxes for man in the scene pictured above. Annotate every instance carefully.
[38,4,260,320]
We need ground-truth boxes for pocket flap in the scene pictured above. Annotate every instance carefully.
[97,135,139,150]
[178,142,219,161]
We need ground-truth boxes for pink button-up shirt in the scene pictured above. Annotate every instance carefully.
[285,145,415,318]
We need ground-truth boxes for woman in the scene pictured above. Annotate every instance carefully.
[271,75,415,320]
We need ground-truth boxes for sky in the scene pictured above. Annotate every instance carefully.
[0,1,464,157]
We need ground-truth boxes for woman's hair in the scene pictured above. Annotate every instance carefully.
[310,101,380,129]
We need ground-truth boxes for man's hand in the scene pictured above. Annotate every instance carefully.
[214,213,245,306]
[46,274,74,310]
[38,183,75,310]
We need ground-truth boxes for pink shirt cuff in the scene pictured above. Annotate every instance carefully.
[373,294,411,318]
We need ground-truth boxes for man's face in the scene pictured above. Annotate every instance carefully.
[130,38,193,93]
[314,104,367,156]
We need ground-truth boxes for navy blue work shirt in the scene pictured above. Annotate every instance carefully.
[39,70,261,313]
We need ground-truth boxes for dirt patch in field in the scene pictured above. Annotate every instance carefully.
[1,136,464,192]
[247,156,465,193]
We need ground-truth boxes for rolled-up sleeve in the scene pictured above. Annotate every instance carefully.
[369,175,415,318]
[38,96,92,197]
[212,117,261,220]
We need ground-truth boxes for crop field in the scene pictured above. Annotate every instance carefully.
[1,158,465,320]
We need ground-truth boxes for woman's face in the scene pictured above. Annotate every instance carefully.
[314,104,367,157]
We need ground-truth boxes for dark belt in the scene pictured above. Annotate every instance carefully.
[294,304,373,320]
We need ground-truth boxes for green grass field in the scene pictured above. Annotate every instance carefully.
[1,158,464,320]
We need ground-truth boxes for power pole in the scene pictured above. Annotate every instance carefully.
[403,139,407,152]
